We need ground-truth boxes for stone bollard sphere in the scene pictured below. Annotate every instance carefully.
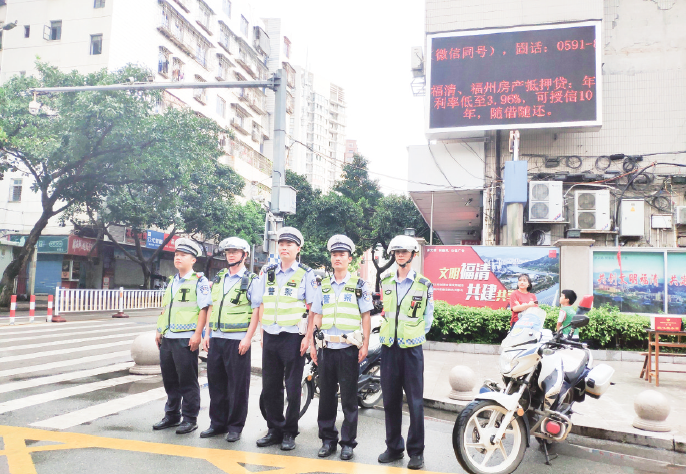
[130,331,161,375]
[448,365,477,401]
[632,389,671,432]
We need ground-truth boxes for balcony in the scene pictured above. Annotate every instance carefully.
[230,139,273,176]
[231,117,249,135]
[158,2,212,66]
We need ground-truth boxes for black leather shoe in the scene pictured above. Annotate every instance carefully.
[152,417,181,430]
[318,442,337,458]
[280,433,296,451]
[340,446,354,460]
[407,455,424,470]
[225,432,241,442]
[256,431,282,447]
[176,422,198,434]
[378,450,404,463]
[200,427,228,438]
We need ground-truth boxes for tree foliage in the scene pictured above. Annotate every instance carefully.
[283,153,439,270]
[0,62,245,301]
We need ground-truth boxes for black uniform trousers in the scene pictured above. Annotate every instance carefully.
[317,345,359,448]
[262,331,305,437]
[380,343,425,457]
[159,337,200,423]
[207,337,251,433]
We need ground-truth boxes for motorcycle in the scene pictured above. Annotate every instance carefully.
[453,296,615,474]
[259,315,384,420]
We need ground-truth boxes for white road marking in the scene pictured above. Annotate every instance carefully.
[0,341,134,364]
[0,374,154,414]
[0,331,148,352]
[0,351,131,378]
[0,320,125,335]
[32,377,208,430]
[0,362,135,394]
[0,324,141,343]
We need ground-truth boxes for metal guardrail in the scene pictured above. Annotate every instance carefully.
[54,287,165,315]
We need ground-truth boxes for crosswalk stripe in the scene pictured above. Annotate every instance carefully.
[31,377,208,430]
[0,331,148,352]
[0,324,142,343]
[0,351,131,378]
[0,374,154,414]
[0,362,135,394]
[0,341,134,364]
[0,320,125,336]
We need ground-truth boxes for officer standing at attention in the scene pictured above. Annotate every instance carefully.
[377,235,433,470]
[154,238,211,435]
[256,226,316,451]
[200,237,260,442]
[310,235,372,461]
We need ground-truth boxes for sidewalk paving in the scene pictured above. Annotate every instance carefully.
[249,341,686,453]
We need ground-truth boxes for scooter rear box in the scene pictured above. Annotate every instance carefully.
[585,364,614,397]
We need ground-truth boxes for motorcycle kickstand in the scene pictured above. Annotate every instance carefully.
[541,441,558,466]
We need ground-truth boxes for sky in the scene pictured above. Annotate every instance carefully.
[254,0,427,195]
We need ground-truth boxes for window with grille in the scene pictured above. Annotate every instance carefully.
[240,16,248,37]
[94,0,105,8]
[222,0,231,17]
[198,1,211,29]
[90,34,102,55]
[172,58,185,82]
[158,47,170,76]
[193,75,207,103]
[216,96,226,118]
[9,179,22,202]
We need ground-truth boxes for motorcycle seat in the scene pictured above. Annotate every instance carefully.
[563,351,589,383]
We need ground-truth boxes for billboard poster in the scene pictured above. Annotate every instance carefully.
[424,246,560,308]
[9,235,69,253]
[592,251,664,313]
[426,21,602,134]
[146,230,165,249]
[67,236,98,257]
[667,252,686,314]
[162,234,179,252]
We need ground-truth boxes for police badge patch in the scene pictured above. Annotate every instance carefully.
[384,290,392,295]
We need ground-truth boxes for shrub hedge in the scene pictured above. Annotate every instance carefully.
[427,301,685,351]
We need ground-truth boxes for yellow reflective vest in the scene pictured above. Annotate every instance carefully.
[157,273,202,335]
[208,269,257,332]
[320,276,363,330]
[262,263,310,327]
[379,272,431,348]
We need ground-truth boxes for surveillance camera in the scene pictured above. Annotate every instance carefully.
[28,100,41,115]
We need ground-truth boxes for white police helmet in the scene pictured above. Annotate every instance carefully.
[327,235,355,254]
[175,238,202,257]
[387,235,419,254]
[218,236,250,255]
[277,226,304,247]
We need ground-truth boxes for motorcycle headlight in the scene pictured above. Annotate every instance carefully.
[499,349,522,374]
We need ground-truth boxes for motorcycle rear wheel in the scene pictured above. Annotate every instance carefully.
[453,400,527,474]
[358,362,382,408]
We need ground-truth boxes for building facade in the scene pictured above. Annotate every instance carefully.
[344,139,357,163]
[408,0,686,249]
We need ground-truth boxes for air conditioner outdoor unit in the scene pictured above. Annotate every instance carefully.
[575,189,611,231]
[676,206,686,225]
[528,181,564,222]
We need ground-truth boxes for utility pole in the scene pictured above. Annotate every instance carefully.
[30,70,294,269]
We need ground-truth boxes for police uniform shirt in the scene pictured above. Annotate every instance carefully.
[253,261,317,335]
[389,270,434,334]
[210,267,261,340]
[164,270,212,339]
[311,272,374,349]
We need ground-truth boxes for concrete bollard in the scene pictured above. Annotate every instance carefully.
[129,331,161,375]
[448,365,477,401]
[632,389,671,432]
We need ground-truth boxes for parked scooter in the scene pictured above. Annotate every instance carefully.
[259,315,384,420]
[453,296,615,474]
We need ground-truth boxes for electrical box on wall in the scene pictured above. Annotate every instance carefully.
[675,206,686,225]
[620,199,644,237]
[651,215,672,229]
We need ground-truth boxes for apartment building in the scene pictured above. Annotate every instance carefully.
[344,139,358,164]
[0,0,273,202]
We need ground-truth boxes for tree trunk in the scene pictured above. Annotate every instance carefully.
[0,211,53,307]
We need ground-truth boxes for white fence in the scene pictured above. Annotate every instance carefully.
[55,287,165,315]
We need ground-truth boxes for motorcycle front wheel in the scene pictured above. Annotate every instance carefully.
[453,400,527,474]
[358,362,382,408]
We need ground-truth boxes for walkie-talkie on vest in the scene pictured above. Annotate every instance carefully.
[410,300,421,318]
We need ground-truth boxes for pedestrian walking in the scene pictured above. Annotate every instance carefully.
[154,238,211,435]
[255,227,316,451]
[309,235,372,461]
[200,237,260,442]
[377,235,434,470]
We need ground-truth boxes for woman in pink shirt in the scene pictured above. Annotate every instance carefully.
[509,274,538,327]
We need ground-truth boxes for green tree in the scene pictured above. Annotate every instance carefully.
[0,62,233,304]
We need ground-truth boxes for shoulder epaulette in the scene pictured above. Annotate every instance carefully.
[264,263,278,272]
[212,274,222,284]
[195,272,205,279]
[418,277,431,287]
[381,271,392,281]
[299,263,312,272]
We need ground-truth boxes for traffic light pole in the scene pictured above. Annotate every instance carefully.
[31,69,290,267]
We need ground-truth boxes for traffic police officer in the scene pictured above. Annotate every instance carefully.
[377,235,433,470]
[255,226,317,451]
[200,237,260,442]
[154,238,211,435]
[310,235,372,461]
